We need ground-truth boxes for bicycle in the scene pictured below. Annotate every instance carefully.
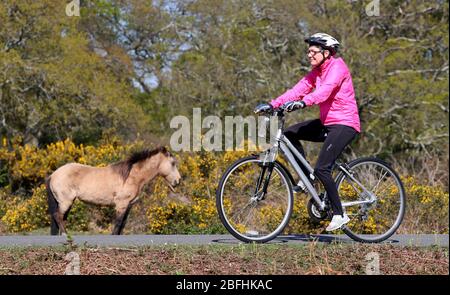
[216,105,406,243]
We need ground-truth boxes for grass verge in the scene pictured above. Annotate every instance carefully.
[0,243,448,275]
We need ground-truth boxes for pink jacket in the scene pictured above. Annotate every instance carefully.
[270,56,361,133]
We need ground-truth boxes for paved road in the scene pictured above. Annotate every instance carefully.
[0,234,447,247]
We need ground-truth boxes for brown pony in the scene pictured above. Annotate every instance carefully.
[46,146,181,235]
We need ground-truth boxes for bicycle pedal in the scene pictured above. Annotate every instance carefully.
[293,180,306,193]
[293,186,304,193]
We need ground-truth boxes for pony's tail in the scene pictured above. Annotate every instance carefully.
[46,177,59,235]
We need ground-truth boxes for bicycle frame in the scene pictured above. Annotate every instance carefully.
[261,111,376,212]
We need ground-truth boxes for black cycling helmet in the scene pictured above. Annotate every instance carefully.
[305,33,340,55]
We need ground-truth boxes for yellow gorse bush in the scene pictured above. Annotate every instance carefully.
[1,184,50,232]
[1,138,136,184]
[402,176,449,206]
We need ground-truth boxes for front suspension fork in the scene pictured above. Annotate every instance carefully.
[254,163,274,200]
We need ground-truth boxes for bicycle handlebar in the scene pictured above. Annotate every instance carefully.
[253,103,289,117]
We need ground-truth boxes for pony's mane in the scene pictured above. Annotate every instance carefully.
[111,146,169,181]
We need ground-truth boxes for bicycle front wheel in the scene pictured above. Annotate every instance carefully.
[336,157,406,243]
[216,156,293,243]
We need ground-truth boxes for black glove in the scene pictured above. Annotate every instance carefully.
[282,100,306,112]
[254,103,273,114]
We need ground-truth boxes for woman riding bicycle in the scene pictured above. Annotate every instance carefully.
[267,33,360,232]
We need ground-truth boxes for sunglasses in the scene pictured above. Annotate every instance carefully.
[307,49,323,56]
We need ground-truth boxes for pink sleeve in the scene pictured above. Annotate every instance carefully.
[302,65,346,106]
[270,70,317,108]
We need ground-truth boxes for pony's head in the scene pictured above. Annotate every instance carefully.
[116,147,181,191]
[155,146,181,192]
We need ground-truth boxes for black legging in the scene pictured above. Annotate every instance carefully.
[284,119,357,216]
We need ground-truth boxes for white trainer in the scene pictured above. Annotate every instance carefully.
[326,213,350,232]
[293,180,307,193]
[297,180,306,190]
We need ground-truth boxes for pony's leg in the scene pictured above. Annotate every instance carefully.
[63,204,73,221]
[54,200,73,235]
[46,177,60,235]
[50,215,60,235]
[112,204,129,235]
[53,211,67,235]
[118,204,132,235]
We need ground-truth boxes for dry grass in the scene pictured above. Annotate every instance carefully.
[0,243,447,275]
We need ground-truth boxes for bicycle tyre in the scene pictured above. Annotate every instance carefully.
[335,157,406,243]
[216,155,294,243]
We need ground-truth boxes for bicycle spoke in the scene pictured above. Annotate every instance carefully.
[372,183,392,200]
[242,203,257,229]
[271,173,280,181]
[268,191,288,202]
[229,200,255,223]
[370,170,389,196]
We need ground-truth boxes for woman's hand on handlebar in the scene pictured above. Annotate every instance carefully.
[254,103,274,115]
[254,100,306,115]
[282,100,306,112]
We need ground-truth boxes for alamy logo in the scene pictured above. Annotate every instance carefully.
[65,251,80,275]
[365,252,380,275]
[66,0,80,17]
[169,108,279,152]
[365,0,380,17]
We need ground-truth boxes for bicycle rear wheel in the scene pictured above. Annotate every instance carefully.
[216,156,293,243]
[336,157,406,243]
